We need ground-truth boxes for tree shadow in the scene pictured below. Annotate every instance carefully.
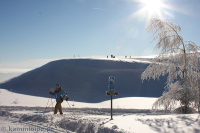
[136,114,200,133]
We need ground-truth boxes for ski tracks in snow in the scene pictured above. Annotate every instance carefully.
[0,109,124,133]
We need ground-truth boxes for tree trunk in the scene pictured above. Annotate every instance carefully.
[198,80,200,112]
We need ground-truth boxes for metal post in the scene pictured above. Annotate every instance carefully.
[111,95,113,120]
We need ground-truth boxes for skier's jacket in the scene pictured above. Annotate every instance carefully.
[51,87,67,102]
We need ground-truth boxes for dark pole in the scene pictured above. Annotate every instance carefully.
[111,95,113,120]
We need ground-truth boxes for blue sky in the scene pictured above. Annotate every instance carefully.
[0,0,200,73]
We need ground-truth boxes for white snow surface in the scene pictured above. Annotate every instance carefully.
[0,89,156,109]
[0,88,199,133]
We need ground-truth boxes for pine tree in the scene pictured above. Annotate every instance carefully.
[141,18,200,113]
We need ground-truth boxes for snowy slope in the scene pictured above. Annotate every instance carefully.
[0,58,199,133]
[0,89,156,109]
[0,89,199,133]
[0,58,167,103]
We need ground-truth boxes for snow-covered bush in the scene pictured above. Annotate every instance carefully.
[112,125,118,129]
[141,18,200,114]
[173,106,196,114]
[12,98,19,104]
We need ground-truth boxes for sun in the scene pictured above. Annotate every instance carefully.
[143,0,162,13]
[142,0,163,18]
[130,0,174,21]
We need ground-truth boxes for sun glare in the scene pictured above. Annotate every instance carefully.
[130,0,174,22]
[143,0,162,13]
[142,0,163,18]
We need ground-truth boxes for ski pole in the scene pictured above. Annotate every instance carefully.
[47,100,56,108]
[45,99,56,111]
[51,95,53,108]
[45,95,51,111]
[67,101,75,116]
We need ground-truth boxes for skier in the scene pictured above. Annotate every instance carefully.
[49,84,68,115]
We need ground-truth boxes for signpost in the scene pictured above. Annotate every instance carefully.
[106,76,119,120]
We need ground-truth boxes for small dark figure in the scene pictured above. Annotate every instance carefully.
[49,84,68,115]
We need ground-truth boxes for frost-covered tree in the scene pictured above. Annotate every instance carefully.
[141,18,200,114]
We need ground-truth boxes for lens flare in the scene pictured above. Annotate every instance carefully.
[130,0,176,22]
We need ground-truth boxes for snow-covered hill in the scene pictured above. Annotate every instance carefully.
[0,62,199,133]
[0,58,167,103]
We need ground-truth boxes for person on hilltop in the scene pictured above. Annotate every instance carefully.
[49,84,68,115]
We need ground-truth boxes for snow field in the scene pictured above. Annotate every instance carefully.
[0,110,126,133]
[0,89,157,109]
[0,89,200,133]
[0,109,199,133]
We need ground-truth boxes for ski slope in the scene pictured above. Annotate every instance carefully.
[0,88,199,133]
